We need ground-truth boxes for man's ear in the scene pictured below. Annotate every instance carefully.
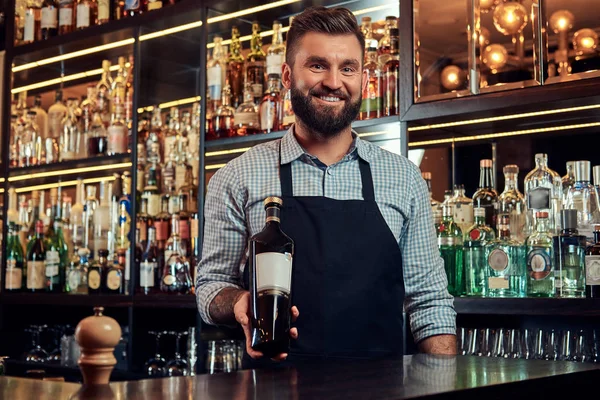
[282,62,292,90]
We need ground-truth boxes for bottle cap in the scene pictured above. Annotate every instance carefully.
[593,165,600,186]
[573,160,591,182]
[264,196,283,207]
[561,209,578,230]
[480,159,492,168]
[535,211,549,219]
[503,164,519,175]
[421,172,432,180]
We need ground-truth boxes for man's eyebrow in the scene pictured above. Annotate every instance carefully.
[304,56,330,65]
[340,59,361,68]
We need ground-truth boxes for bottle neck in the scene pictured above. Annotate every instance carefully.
[536,218,549,233]
[265,205,281,226]
[504,173,518,192]
[499,229,511,239]
[594,231,600,244]
[272,26,283,46]
[479,166,494,189]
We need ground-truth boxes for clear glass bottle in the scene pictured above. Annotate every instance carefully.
[48,89,67,139]
[259,74,282,134]
[75,0,97,30]
[422,172,441,211]
[562,161,576,203]
[41,0,58,39]
[450,184,473,235]
[378,16,398,65]
[553,209,587,298]
[147,107,164,164]
[60,98,80,161]
[70,179,85,252]
[96,60,113,127]
[473,159,499,232]
[22,111,41,167]
[585,225,600,298]
[163,107,179,161]
[83,185,98,258]
[463,207,496,297]
[246,22,267,103]
[498,164,527,243]
[58,0,74,34]
[526,211,554,297]
[93,180,110,252]
[436,204,464,296]
[266,21,285,77]
[227,26,245,108]
[565,160,600,243]
[212,85,236,138]
[207,36,226,110]
[360,43,381,120]
[485,214,526,298]
[161,214,192,294]
[382,28,399,117]
[524,153,562,234]
[31,95,48,138]
[107,97,128,155]
[234,82,261,136]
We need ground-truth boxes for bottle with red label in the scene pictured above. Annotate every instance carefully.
[464,207,496,297]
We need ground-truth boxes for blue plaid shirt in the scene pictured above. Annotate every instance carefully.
[197,128,456,343]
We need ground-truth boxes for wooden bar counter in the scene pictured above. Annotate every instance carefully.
[2,355,599,399]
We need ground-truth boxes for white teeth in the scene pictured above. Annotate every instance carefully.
[320,96,341,102]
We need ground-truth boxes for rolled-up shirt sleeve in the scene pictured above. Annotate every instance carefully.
[196,162,248,325]
[401,168,456,343]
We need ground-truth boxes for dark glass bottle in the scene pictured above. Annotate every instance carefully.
[5,223,25,292]
[472,159,499,231]
[382,28,399,116]
[554,209,586,298]
[585,225,600,298]
[139,227,159,295]
[249,197,294,358]
[26,221,46,293]
[87,250,103,294]
[104,251,124,295]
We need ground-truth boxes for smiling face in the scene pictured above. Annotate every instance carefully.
[282,32,367,139]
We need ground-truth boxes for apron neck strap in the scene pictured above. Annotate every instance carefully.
[279,141,375,201]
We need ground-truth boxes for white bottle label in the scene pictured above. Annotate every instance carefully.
[260,101,276,131]
[76,4,90,28]
[147,0,162,10]
[234,111,259,127]
[98,0,109,19]
[68,269,81,291]
[41,7,58,29]
[147,194,160,217]
[255,252,293,295]
[45,250,60,277]
[140,261,156,287]
[527,247,552,280]
[24,10,35,42]
[454,203,474,226]
[107,270,122,290]
[88,269,101,289]
[5,259,23,290]
[27,261,46,289]
[488,276,509,290]
[266,54,284,76]
[59,8,73,27]
[207,65,223,100]
[586,255,600,286]
[107,125,128,154]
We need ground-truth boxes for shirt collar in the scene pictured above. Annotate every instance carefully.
[280,126,372,165]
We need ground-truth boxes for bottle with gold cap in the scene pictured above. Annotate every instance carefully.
[249,197,294,358]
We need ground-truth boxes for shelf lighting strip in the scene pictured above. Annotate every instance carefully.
[8,162,132,182]
[206,0,301,24]
[14,175,116,193]
[408,104,600,132]
[138,96,201,113]
[12,65,120,94]
[139,21,203,41]
[352,2,399,16]
[408,122,600,147]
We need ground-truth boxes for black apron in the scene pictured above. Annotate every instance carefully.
[243,144,405,367]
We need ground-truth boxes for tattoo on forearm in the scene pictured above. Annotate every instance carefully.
[209,288,246,325]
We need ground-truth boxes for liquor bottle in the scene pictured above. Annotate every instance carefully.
[378,16,398,65]
[39,190,49,229]
[117,172,133,253]
[259,74,282,134]
[281,85,295,130]
[146,0,161,11]
[472,159,499,231]
[360,16,373,47]
[485,214,526,298]
[5,222,26,292]
[31,95,48,138]
[97,0,108,23]
[24,0,41,44]
[48,89,67,139]
[137,197,151,244]
[463,207,496,297]
[524,153,562,233]
[360,43,381,120]
[161,214,192,294]
[246,22,267,103]
[123,0,141,17]
[267,21,285,77]
[207,36,226,109]
[139,226,158,295]
[104,253,124,294]
[436,204,464,296]
[190,212,200,285]
[83,185,99,257]
[227,26,245,108]
[164,107,179,164]
[234,82,261,136]
[58,0,75,35]
[450,184,473,235]
[526,211,554,297]
[27,220,46,292]
[76,0,96,30]
[562,161,576,203]
[93,180,110,251]
[177,194,190,257]
[143,169,161,217]
[179,168,198,213]
[60,98,79,161]
[23,111,42,167]
[147,109,164,163]
[18,195,30,255]
[41,0,58,39]
[594,165,600,204]
[154,196,170,250]
[96,60,113,126]
[585,225,600,298]
[71,179,85,251]
[249,197,294,357]
[107,97,128,155]
[553,209,586,298]
[498,165,527,243]
[87,249,102,294]
[212,85,236,138]
[112,56,127,108]
[382,28,399,117]
[7,188,19,228]
[421,172,442,212]
[46,187,68,292]
[565,160,599,242]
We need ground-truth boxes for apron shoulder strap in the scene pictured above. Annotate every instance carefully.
[358,158,375,202]
[280,141,294,197]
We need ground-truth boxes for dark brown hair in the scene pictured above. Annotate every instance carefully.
[285,6,365,66]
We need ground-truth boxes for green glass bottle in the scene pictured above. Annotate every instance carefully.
[485,214,526,297]
[526,211,554,297]
[5,222,25,292]
[437,204,464,296]
[463,207,496,296]
[44,188,68,293]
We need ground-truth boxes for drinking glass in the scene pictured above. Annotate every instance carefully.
[492,328,507,358]
[590,329,600,363]
[572,330,591,363]
[206,340,226,374]
[534,329,545,360]
[506,329,522,359]
[479,328,493,357]
[520,329,535,360]
[166,331,189,377]
[46,326,63,363]
[543,330,559,361]
[145,331,166,377]
[558,330,574,361]
[25,326,48,363]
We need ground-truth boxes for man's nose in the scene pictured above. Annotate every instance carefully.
[321,69,343,91]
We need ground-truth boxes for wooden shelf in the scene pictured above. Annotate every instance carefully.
[454,297,600,317]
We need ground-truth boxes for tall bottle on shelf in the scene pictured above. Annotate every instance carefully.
[227,27,245,108]
[463,207,495,297]
[6,221,26,292]
[524,153,562,234]
[449,184,473,235]
[234,82,261,136]
[207,36,226,112]
[48,89,67,139]
[436,204,464,296]
[41,0,59,40]
[585,225,600,298]
[23,0,41,44]
[45,187,68,293]
[247,22,267,103]
[565,160,599,242]
[58,0,75,35]
[378,16,398,65]
[562,161,576,203]
[360,42,381,120]
[140,226,159,295]
[382,28,399,117]
[553,209,586,298]
[75,0,97,30]
[27,220,46,293]
[212,85,236,138]
[498,165,527,243]
[31,95,48,138]
[525,211,554,297]
[259,74,283,134]
[267,21,285,78]
[472,159,498,231]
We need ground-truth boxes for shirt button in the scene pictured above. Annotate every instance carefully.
[326,167,333,176]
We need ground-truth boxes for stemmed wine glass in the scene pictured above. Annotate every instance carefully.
[46,326,63,363]
[166,331,189,377]
[25,325,49,363]
[145,331,167,377]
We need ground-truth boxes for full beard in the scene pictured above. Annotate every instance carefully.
[290,80,362,140]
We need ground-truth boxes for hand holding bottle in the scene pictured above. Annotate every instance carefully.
[234,291,299,361]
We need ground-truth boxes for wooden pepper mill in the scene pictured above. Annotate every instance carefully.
[75,307,122,385]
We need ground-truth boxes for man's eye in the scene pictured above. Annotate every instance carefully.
[310,64,325,70]
[342,67,356,73]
